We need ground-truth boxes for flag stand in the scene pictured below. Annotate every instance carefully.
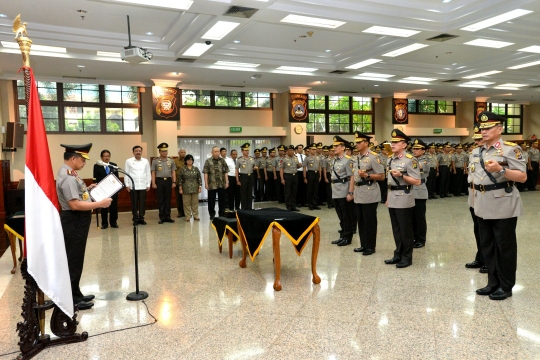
[14,15,88,359]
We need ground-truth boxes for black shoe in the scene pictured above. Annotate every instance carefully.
[82,294,95,302]
[338,229,343,234]
[331,238,343,244]
[75,301,94,310]
[158,220,164,224]
[465,261,483,269]
[362,249,375,256]
[476,286,498,296]
[111,224,118,228]
[296,204,302,208]
[337,239,352,246]
[133,221,138,226]
[138,220,147,225]
[302,204,308,207]
[100,225,108,229]
[385,257,400,265]
[479,265,488,274]
[432,195,439,199]
[308,207,314,210]
[353,247,365,253]
[328,205,332,209]
[489,288,512,300]
[396,261,411,268]
[413,242,425,249]
[291,208,300,212]
[313,206,321,210]
[165,218,175,223]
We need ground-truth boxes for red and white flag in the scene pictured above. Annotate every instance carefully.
[24,68,73,317]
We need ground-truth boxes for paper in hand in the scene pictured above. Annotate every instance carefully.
[90,174,123,202]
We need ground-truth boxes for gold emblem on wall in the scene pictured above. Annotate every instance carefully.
[290,93,308,122]
[152,87,180,120]
[393,98,408,124]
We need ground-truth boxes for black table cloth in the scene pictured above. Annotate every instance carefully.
[211,217,240,246]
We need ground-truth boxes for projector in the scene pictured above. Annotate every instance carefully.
[121,46,153,64]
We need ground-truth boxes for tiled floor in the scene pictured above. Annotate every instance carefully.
[1,192,540,359]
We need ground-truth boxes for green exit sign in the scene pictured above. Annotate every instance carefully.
[230,127,242,133]
[433,128,442,134]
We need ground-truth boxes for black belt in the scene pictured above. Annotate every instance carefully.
[390,185,411,191]
[239,173,251,176]
[284,173,296,176]
[355,180,374,186]
[307,170,318,173]
[439,165,449,167]
[332,178,348,184]
[470,181,514,192]
[61,210,92,215]
[421,179,426,184]
[156,177,171,180]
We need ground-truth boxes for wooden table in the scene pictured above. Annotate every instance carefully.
[4,224,24,274]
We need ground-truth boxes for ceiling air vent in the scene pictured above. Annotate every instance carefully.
[338,91,358,94]
[221,85,245,88]
[427,95,444,98]
[329,70,348,75]
[502,99,516,102]
[63,76,97,80]
[175,58,196,63]
[426,33,459,42]
[223,6,259,18]
[442,79,460,83]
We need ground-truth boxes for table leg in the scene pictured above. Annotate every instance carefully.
[18,239,23,261]
[218,237,223,254]
[9,233,17,274]
[272,226,282,291]
[311,224,321,285]
[227,231,234,259]
[238,224,247,268]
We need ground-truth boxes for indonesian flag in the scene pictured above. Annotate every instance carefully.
[24,67,74,317]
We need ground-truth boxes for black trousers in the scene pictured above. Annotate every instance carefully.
[452,168,464,195]
[258,169,266,200]
[306,171,319,208]
[477,216,518,291]
[227,175,241,210]
[469,206,485,264]
[130,189,147,221]
[356,202,378,249]
[239,173,253,210]
[388,207,414,264]
[318,177,326,205]
[334,197,355,241]
[438,166,450,196]
[325,173,332,205]
[175,186,185,217]
[208,188,226,217]
[412,199,427,245]
[426,168,437,198]
[276,175,284,203]
[378,180,388,203]
[100,194,118,227]
[528,161,539,190]
[296,171,307,205]
[284,173,298,210]
[265,172,276,201]
[253,170,260,199]
[156,178,172,220]
[61,210,92,303]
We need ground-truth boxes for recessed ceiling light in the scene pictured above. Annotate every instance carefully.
[498,83,528,87]
[494,86,520,90]
[398,80,430,85]
[276,66,318,72]
[461,81,495,86]
[518,45,540,53]
[452,63,458,65]
[215,61,260,67]
[374,84,379,86]
[507,60,540,69]
[173,72,182,75]
[463,70,502,79]
[280,14,345,29]
[1,41,66,53]
[0,14,7,18]
[461,9,532,32]
[233,40,240,44]
[251,74,262,79]
[145,32,153,35]
[202,21,240,40]
[325,49,331,52]
[354,76,389,82]
[77,65,85,68]
[403,76,437,81]
[96,51,120,57]
[464,39,514,48]
[442,0,452,3]
[359,72,394,78]
[111,0,193,10]
[273,69,315,76]
[345,58,382,69]
[183,43,213,57]
[362,26,420,38]
[382,43,428,57]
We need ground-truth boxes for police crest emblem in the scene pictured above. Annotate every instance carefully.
[290,93,308,122]
[152,87,179,120]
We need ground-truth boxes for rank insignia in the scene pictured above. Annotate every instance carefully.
[412,161,418,169]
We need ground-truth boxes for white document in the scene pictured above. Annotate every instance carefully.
[90,174,123,202]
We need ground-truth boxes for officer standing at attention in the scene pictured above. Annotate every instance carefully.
[265,148,278,201]
[57,143,112,310]
[471,111,526,300]
[351,132,384,255]
[151,143,176,224]
[258,147,268,201]
[411,139,430,249]
[276,145,286,203]
[426,143,439,199]
[451,144,467,196]
[174,148,186,218]
[527,140,539,190]
[295,144,307,207]
[384,130,421,268]
[377,144,389,203]
[303,143,322,210]
[236,143,258,210]
[438,142,453,198]
[330,136,355,246]
[280,145,301,211]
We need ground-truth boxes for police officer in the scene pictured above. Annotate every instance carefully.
[378,144,389,203]
[516,143,528,192]
[322,146,334,208]
[329,136,355,246]
[295,144,307,207]
[384,130,421,268]
[276,145,286,203]
[425,143,438,199]
[471,111,526,300]
[265,148,278,201]
[316,142,327,206]
[253,148,262,201]
[280,145,301,211]
[258,147,268,201]
[527,140,539,190]
[451,144,467,196]
[303,143,322,210]
[411,139,430,249]
[438,142,453,198]
[151,143,176,224]
[352,132,384,255]
[236,143,258,210]
[57,143,112,310]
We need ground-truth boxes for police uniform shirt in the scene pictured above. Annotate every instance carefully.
[352,150,384,204]
[426,153,438,168]
[303,155,321,172]
[266,157,277,172]
[528,147,540,162]
[236,156,256,174]
[379,154,388,170]
[151,157,176,178]
[438,153,453,166]
[330,155,353,199]
[413,155,430,200]
[256,157,267,171]
[56,163,91,210]
[467,152,476,208]
[387,153,421,208]
[469,139,526,219]
[452,152,467,168]
[280,155,299,174]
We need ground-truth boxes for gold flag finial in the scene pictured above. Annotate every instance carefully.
[13,14,32,67]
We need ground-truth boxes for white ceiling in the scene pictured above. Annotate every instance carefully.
[2,0,540,102]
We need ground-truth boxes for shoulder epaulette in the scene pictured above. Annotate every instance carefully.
[67,170,75,176]
[406,153,414,159]
[504,141,518,147]
[345,155,351,159]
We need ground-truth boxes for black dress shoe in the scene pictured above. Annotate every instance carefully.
[476,286,498,296]
[362,249,375,256]
[385,257,400,265]
[353,247,365,253]
[489,288,512,300]
[396,261,411,268]
[100,225,108,229]
[291,208,300,212]
[166,218,175,223]
[465,261,483,269]
[313,206,321,210]
[75,301,94,310]
[138,220,147,225]
[338,229,343,234]
[308,207,314,210]
[413,242,425,249]
[82,294,95,302]
[111,224,118,228]
[158,220,164,224]
[337,239,352,246]
[331,238,344,244]
[479,265,488,274]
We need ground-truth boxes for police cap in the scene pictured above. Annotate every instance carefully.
[61,143,92,160]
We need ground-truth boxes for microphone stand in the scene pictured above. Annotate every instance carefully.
[112,166,148,301]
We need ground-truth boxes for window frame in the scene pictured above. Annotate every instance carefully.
[407,99,456,115]
[181,89,273,110]
[488,103,523,135]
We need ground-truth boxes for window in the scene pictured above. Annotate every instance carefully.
[14,81,141,133]
[181,90,272,109]
[488,103,523,134]
[408,99,456,115]
[307,95,375,134]
[182,89,211,107]
[245,92,271,108]
[215,91,241,107]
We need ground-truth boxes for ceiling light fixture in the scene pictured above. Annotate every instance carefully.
[518,45,540,53]
[272,69,315,76]
[463,70,502,79]
[397,80,430,85]
[382,43,428,57]
[507,60,540,69]
[215,61,260,67]
[464,39,514,48]
[461,81,495,86]
[374,84,379,86]
[0,14,7,18]
[359,72,394,78]
[325,49,331,52]
[354,76,389,82]
[111,0,193,10]
[460,9,532,32]
[183,43,213,57]
[362,25,420,38]
[494,86,520,90]
[345,58,382,69]
[276,66,318,72]
[202,21,240,40]
[442,0,452,3]
[1,41,66,53]
[280,14,345,29]
[233,40,240,44]
[402,76,437,81]
[96,51,120,57]
[145,32,153,35]
[77,65,85,68]
[497,83,528,87]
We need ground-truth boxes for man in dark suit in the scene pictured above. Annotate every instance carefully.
[93,150,119,229]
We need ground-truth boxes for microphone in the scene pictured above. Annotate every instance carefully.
[96,160,119,169]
